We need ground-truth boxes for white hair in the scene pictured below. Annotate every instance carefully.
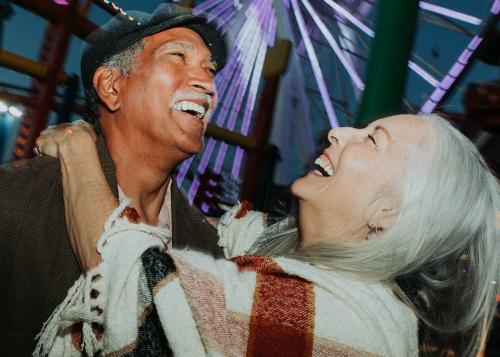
[85,40,145,127]
[256,114,500,354]
[103,39,145,77]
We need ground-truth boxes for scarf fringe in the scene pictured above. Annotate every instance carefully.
[33,200,132,356]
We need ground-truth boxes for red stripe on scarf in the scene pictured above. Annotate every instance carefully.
[234,256,315,357]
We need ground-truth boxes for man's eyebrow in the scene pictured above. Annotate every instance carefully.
[154,40,195,54]
[374,125,391,141]
[155,40,217,69]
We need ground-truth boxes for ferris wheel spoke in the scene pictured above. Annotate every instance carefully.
[419,1,483,26]
[321,0,375,37]
[419,12,475,37]
[408,61,439,87]
[301,0,365,91]
[291,0,339,128]
[420,0,500,113]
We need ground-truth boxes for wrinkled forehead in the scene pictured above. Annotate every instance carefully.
[145,27,216,64]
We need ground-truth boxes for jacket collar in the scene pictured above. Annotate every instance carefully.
[97,133,118,198]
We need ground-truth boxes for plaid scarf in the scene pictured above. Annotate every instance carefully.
[35,204,417,356]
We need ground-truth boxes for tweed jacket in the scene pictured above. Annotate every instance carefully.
[0,135,222,356]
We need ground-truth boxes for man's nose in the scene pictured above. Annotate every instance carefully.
[187,68,216,98]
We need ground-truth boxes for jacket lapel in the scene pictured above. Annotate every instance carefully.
[96,134,118,198]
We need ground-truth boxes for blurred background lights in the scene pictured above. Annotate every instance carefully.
[7,106,23,118]
[0,101,8,113]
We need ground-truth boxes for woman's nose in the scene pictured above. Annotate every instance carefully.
[327,127,362,146]
[327,129,339,145]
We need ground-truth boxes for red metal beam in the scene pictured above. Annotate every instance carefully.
[13,0,79,159]
[11,0,97,39]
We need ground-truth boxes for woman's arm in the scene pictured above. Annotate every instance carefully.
[36,122,117,270]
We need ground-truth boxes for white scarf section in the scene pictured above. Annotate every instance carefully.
[34,199,172,356]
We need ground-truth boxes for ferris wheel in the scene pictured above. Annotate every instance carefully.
[167,0,498,209]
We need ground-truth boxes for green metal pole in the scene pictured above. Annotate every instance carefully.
[355,0,420,127]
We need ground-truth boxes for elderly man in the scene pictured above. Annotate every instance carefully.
[0,4,226,355]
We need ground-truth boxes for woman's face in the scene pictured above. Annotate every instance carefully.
[291,115,433,240]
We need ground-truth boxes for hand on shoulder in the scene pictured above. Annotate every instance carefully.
[35,120,97,158]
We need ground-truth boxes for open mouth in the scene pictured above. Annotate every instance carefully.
[172,100,209,120]
[313,155,334,177]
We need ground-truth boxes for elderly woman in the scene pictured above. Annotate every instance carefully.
[34,114,498,356]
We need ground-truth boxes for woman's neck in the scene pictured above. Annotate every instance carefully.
[298,201,366,246]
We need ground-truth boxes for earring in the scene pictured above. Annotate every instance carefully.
[366,224,382,240]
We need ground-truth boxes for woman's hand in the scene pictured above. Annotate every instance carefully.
[35,120,96,158]
[36,120,117,272]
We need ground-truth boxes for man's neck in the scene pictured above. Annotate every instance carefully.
[101,121,180,226]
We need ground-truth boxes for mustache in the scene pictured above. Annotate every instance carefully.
[170,91,213,110]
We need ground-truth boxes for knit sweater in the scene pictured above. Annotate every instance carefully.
[34,202,418,356]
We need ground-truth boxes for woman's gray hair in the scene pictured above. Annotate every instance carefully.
[256,114,499,354]
[84,39,145,128]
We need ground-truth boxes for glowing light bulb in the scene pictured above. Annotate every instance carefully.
[8,106,23,118]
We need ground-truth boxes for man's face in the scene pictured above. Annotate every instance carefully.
[115,27,218,161]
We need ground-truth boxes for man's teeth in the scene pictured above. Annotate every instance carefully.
[313,157,333,177]
[173,101,206,119]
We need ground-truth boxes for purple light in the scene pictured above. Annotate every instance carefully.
[440,74,455,90]
[419,2,482,25]
[194,0,225,14]
[214,143,229,173]
[232,148,245,177]
[206,0,234,22]
[493,0,500,14]
[231,41,268,177]
[408,61,439,87]
[291,0,339,128]
[217,6,237,30]
[420,35,483,114]
[189,0,273,199]
[227,4,275,177]
[188,178,200,205]
[322,0,442,89]
[196,12,261,176]
[322,0,375,37]
[212,35,266,173]
[212,3,273,174]
[53,0,69,4]
[240,41,268,135]
[421,0,500,114]
[200,202,210,213]
[301,0,365,91]
[175,156,194,187]
[198,138,217,174]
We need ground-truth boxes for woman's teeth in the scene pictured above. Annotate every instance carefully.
[313,157,333,177]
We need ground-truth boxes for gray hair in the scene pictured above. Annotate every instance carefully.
[256,114,499,354]
[84,39,145,128]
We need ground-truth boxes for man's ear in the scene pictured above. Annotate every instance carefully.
[93,66,122,112]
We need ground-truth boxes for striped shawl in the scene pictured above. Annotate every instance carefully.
[34,204,418,356]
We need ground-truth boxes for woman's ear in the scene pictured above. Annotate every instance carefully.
[366,196,400,233]
[93,66,122,112]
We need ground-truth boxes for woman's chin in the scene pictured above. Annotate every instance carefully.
[290,176,309,200]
